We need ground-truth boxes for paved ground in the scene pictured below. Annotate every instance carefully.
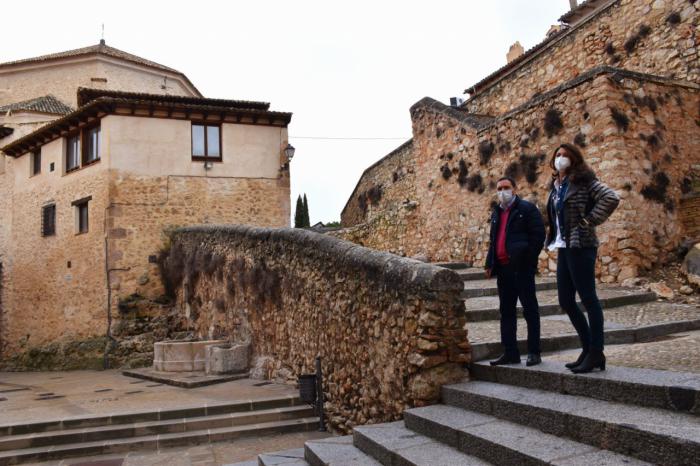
[547,329,700,374]
[466,300,700,344]
[20,430,331,466]
[0,370,298,425]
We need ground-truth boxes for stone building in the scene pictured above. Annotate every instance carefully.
[338,0,700,283]
[0,44,292,368]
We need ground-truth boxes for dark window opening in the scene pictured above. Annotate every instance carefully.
[42,204,56,237]
[66,134,80,172]
[31,150,41,176]
[72,197,91,234]
[82,125,100,165]
[191,123,221,160]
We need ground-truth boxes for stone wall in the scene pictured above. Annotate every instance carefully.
[335,68,700,282]
[465,0,699,115]
[681,193,700,240]
[159,225,469,433]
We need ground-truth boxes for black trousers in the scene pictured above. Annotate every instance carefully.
[557,247,605,351]
[496,262,541,357]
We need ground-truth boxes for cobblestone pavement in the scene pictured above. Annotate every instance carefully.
[466,300,700,344]
[547,330,700,374]
[21,430,331,466]
[0,370,297,425]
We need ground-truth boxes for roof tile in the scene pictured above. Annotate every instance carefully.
[0,95,73,115]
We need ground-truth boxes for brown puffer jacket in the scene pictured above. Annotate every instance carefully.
[546,169,620,249]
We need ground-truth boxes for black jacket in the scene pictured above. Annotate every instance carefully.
[545,169,620,249]
[485,196,545,273]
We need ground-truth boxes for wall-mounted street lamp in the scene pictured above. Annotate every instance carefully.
[284,143,296,162]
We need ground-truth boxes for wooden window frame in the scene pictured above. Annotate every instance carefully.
[31,149,41,176]
[72,196,92,235]
[81,122,101,167]
[65,132,81,173]
[191,122,222,162]
[41,203,56,237]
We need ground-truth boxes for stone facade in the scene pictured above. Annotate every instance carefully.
[159,225,469,433]
[0,94,291,369]
[339,0,700,281]
[464,0,699,115]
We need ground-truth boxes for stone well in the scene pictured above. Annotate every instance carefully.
[153,339,226,372]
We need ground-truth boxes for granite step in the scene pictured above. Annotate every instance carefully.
[442,381,700,465]
[353,421,492,465]
[403,404,650,465]
[258,447,307,465]
[433,262,472,270]
[304,436,380,466]
[467,301,700,361]
[0,394,301,436]
[470,359,700,414]
[0,417,319,465]
[464,286,656,322]
[0,405,314,452]
[461,277,557,298]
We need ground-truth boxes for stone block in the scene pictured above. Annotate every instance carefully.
[206,343,250,375]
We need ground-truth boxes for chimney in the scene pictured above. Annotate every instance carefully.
[507,41,524,64]
[569,0,578,10]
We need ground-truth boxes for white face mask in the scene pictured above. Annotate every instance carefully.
[555,156,571,172]
[497,189,514,205]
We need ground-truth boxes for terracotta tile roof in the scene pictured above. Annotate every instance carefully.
[0,41,179,74]
[2,92,292,157]
[0,95,73,115]
[77,88,270,111]
[559,0,609,24]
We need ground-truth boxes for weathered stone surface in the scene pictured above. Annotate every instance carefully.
[160,225,469,432]
[682,243,700,286]
[649,282,675,299]
[205,343,250,375]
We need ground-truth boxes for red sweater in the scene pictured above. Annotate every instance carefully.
[496,207,511,264]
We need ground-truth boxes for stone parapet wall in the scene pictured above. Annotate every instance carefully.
[465,0,699,115]
[336,68,700,282]
[159,225,469,432]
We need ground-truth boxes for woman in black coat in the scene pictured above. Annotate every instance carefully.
[546,143,620,373]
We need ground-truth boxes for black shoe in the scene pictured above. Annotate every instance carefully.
[490,354,521,366]
[565,351,588,369]
[526,354,542,366]
[571,350,606,374]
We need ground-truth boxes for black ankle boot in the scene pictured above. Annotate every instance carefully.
[571,350,606,374]
[565,351,588,369]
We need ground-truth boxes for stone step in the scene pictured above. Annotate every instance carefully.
[461,277,557,298]
[0,394,301,436]
[455,268,487,281]
[470,359,700,414]
[441,381,700,465]
[304,436,380,466]
[0,417,319,466]
[464,287,656,322]
[433,262,472,270]
[467,301,700,361]
[403,404,650,465]
[258,447,307,466]
[353,421,492,465]
[0,405,314,452]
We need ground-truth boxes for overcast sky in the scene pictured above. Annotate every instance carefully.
[3,0,571,224]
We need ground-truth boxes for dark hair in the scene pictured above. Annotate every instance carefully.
[497,176,517,188]
[550,143,594,182]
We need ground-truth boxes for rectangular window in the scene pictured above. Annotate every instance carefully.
[83,125,100,164]
[72,196,91,234]
[66,134,80,172]
[41,204,56,237]
[31,150,41,176]
[191,123,221,160]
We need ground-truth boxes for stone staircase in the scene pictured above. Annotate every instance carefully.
[0,395,316,465]
[236,263,699,466]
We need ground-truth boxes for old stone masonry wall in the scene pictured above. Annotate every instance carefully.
[338,68,700,281]
[159,225,469,433]
[465,0,699,115]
